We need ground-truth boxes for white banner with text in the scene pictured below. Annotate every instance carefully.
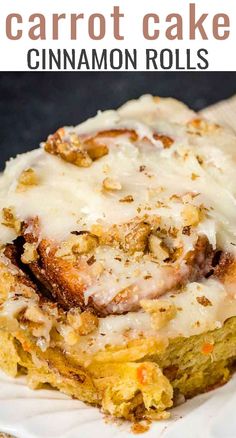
[0,0,235,71]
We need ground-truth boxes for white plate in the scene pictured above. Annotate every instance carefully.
[0,370,236,438]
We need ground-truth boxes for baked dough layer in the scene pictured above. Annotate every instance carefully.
[1,317,236,421]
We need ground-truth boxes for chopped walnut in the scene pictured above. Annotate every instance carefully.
[181,205,200,226]
[196,155,204,165]
[72,233,98,255]
[83,138,109,160]
[141,299,177,329]
[187,118,219,136]
[139,165,146,172]
[148,234,169,262]
[153,133,174,148]
[119,195,134,203]
[100,219,150,255]
[196,296,212,307]
[191,173,199,181]
[103,177,122,191]
[182,226,191,236]
[44,129,109,168]
[67,309,98,335]
[46,138,92,167]
[90,224,104,237]
[79,311,99,335]
[56,233,98,258]
[87,255,96,265]
[21,242,39,264]
[17,168,38,191]
[1,207,21,233]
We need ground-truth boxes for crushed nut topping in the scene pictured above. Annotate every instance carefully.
[44,128,141,169]
[153,133,174,148]
[196,296,212,307]
[17,168,38,191]
[45,133,93,167]
[1,207,21,233]
[21,242,39,264]
[119,195,134,203]
[67,309,98,336]
[100,219,150,255]
[182,226,191,236]
[70,233,98,255]
[79,311,99,335]
[196,155,204,165]
[187,118,219,136]
[87,255,96,266]
[148,234,169,262]
[103,177,122,191]
[139,165,146,172]
[181,205,200,227]
[141,299,177,329]
[191,173,199,181]
[56,233,98,258]
[44,129,109,168]
[83,138,108,161]
[90,224,104,237]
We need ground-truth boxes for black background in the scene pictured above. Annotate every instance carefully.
[0,72,236,169]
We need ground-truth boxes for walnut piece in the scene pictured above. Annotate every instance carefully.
[100,219,150,255]
[187,118,219,136]
[21,242,39,264]
[90,224,104,237]
[141,299,177,329]
[153,133,174,149]
[56,233,98,258]
[45,136,92,168]
[17,168,38,191]
[67,309,98,336]
[1,207,21,233]
[196,296,212,307]
[181,205,200,226]
[148,234,169,261]
[103,177,122,191]
[119,195,134,203]
[79,311,99,335]
[44,129,109,168]
[83,138,109,160]
[71,234,98,255]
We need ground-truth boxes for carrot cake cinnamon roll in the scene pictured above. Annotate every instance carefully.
[0,95,236,421]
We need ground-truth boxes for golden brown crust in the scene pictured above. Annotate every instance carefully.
[31,240,88,310]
